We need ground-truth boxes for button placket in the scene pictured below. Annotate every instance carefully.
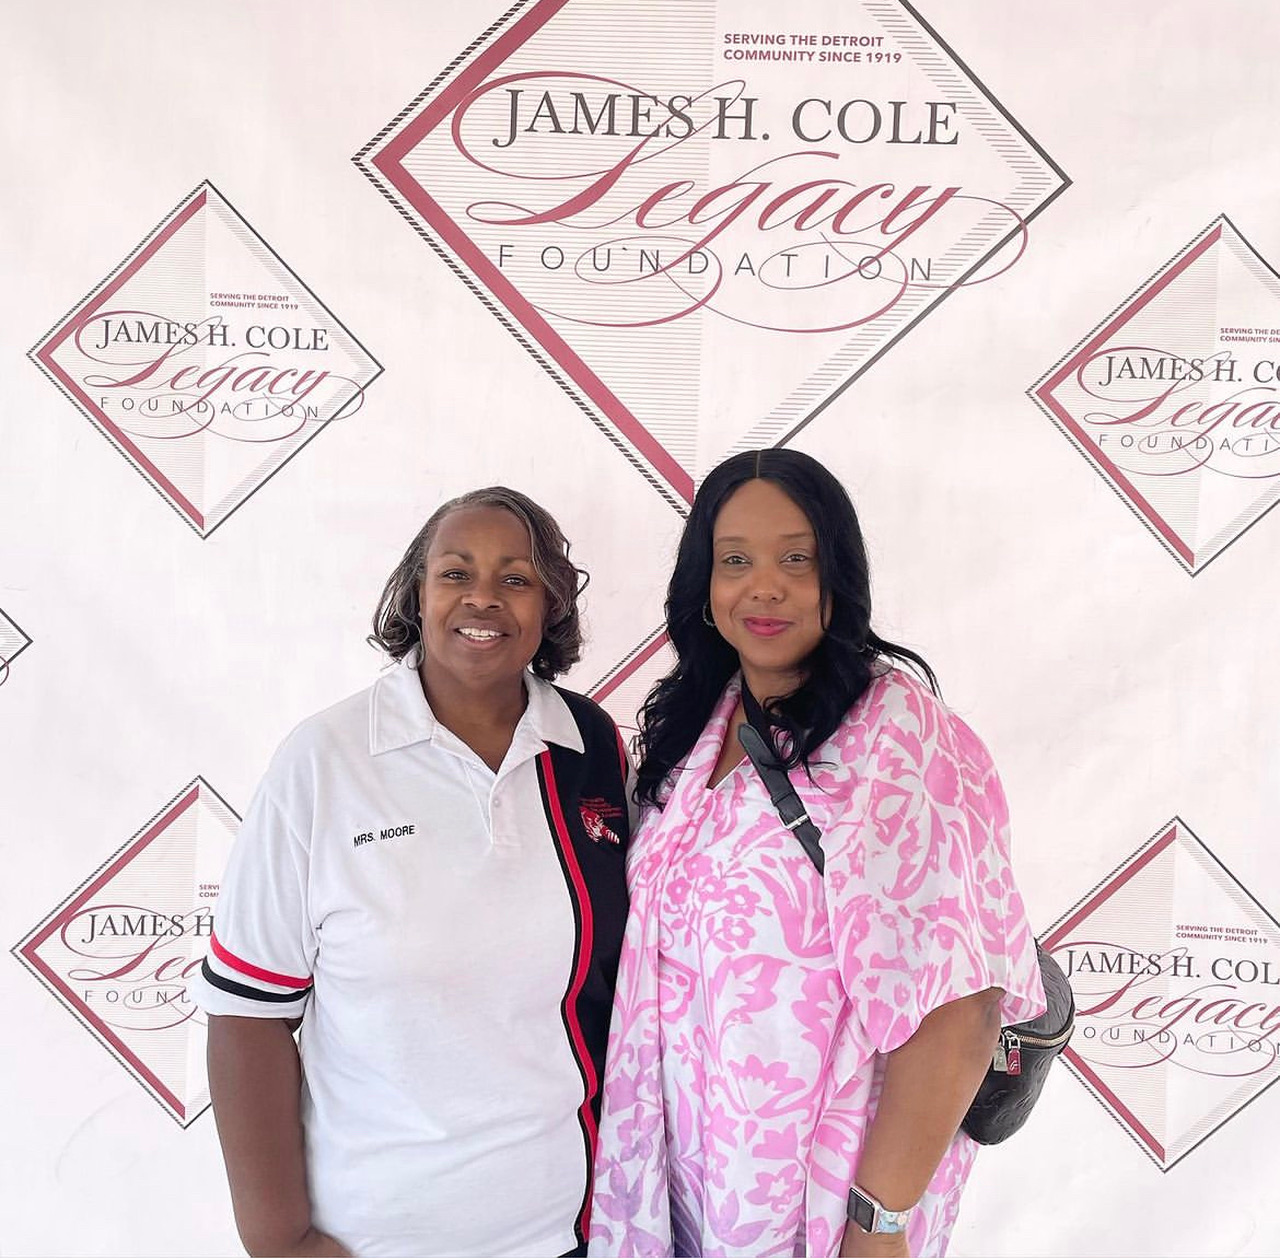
[488,783,514,847]
[488,732,546,847]
[438,742,494,841]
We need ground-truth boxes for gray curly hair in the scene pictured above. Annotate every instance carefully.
[368,486,587,680]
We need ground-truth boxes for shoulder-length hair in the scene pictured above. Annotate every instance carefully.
[635,449,937,807]
[368,486,588,681]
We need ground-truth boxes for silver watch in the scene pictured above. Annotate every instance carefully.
[847,1183,914,1235]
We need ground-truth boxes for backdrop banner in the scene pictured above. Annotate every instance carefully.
[2,1,1277,1256]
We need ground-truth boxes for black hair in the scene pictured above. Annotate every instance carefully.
[635,449,937,807]
[368,486,587,680]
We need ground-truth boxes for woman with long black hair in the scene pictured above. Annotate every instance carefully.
[589,450,1043,1258]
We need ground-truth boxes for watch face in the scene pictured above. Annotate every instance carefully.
[848,1188,876,1233]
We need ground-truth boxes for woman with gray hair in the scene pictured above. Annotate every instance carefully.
[195,488,631,1258]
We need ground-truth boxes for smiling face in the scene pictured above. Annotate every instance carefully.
[417,505,548,702]
[709,477,825,700]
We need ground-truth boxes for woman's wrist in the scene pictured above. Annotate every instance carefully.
[847,1181,917,1233]
[840,1220,910,1259]
[842,1179,917,1257]
[283,1226,350,1257]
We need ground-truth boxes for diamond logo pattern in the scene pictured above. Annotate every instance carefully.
[12,779,239,1126]
[1031,216,1280,573]
[357,0,1066,510]
[588,627,674,739]
[1043,818,1280,1171]
[0,607,31,688]
[31,183,382,536]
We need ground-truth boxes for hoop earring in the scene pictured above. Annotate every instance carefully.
[702,602,716,627]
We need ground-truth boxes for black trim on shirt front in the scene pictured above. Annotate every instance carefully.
[541,689,632,1250]
[536,752,595,1249]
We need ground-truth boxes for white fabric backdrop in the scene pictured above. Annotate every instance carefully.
[2,2,1278,1255]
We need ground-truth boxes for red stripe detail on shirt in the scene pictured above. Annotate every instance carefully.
[210,930,312,989]
[539,750,599,1242]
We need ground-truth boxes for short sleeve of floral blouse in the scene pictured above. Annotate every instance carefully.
[821,675,1045,1054]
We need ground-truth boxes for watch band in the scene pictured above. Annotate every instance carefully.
[847,1183,914,1235]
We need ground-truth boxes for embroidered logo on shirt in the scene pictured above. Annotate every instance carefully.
[581,795,624,822]
[580,806,621,846]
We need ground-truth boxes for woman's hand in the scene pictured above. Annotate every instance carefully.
[837,987,1004,1258]
[840,1226,910,1259]
[207,1015,347,1257]
[278,1226,351,1256]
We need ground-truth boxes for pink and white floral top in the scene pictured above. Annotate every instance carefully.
[589,669,1044,1258]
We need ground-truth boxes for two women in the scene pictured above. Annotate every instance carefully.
[196,488,630,1257]
[201,454,1042,1258]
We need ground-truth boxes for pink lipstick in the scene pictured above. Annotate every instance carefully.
[742,617,791,638]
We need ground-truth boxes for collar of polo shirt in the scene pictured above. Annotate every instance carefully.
[368,653,584,758]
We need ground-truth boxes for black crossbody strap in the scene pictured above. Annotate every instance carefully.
[736,689,825,875]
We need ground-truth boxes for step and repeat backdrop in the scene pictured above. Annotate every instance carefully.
[2,1,1278,1255]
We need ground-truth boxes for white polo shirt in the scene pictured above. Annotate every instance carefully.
[192,657,630,1258]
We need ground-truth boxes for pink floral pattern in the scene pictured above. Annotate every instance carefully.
[589,671,1044,1258]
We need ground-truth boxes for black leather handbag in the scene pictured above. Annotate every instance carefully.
[958,942,1073,1144]
[736,695,1074,1147]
